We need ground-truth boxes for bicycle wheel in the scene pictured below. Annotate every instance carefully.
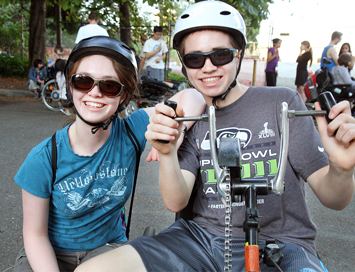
[121,100,139,117]
[42,79,61,112]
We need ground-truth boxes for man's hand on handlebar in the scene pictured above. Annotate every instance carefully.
[145,103,185,157]
[315,100,355,171]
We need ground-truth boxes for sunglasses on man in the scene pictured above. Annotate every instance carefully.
[182,48,238,69]
[70,74,125,97]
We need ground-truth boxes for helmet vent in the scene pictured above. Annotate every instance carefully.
[220,11,231,16]
[121,43,131,52]
[181,14,189,19]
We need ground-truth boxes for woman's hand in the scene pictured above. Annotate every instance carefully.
[146,147,159,162]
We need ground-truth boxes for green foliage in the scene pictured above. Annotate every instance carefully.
[223,0,274,42]
[46,1,82,36]
[166,72,187,83]
[0,54,29,77]
[0,3,29,55]
[156,0,191,26]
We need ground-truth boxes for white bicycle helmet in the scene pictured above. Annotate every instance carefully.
[173,0,247,107]
[173,0,246,50]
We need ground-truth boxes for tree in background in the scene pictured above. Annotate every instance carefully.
[0,2,29,57]
[28,0,46,72]
[224,0,273,43]
[0,0,274,77]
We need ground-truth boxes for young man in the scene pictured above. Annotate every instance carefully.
[142,26,168,81]
[75,11,109,44]
[75,2,355,271]
[321,31,343,71]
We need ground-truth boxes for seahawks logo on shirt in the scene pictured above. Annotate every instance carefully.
[201,127,252,150]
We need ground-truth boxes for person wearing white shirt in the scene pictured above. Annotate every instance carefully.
[142,26,168,81]
[75,12,109,44]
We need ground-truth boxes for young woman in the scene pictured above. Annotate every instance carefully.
[265,38,282,86]
[14,36,204,272]
[339,42,354,73]
[295,40,313,102]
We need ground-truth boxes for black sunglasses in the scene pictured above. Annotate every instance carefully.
[182,48,238,69]
[70,74,125,97]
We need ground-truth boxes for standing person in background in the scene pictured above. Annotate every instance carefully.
[339,43,352,55]
[295,40,313,103]
[75,11,109,44]
[142,26,168,82]
[265,38,282,86]
[339,42,354,74]
[47,45,64,77]
[321,31,342,71]
[138,34,148,79]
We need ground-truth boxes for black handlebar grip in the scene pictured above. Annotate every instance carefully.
[318,91,336,123]
[158,101,178,144]
[318,91,339,136]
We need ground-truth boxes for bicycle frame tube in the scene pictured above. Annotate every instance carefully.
[269,102,288,195]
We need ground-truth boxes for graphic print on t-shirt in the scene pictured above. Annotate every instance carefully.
[55,160,129,215]
[152,44,162,57]
[200,127,252,150]
[199,126,278,208]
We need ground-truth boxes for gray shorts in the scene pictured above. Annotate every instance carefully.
[129,219,328,272]
[146,66,164,82]
[28,80,40,90]
[14,242,124,272]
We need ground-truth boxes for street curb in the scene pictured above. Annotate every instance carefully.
[0,89,32,97]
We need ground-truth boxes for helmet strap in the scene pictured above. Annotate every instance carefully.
[66,77,127,134]
[212,48,244,109]
[212,78,236,110]
[74,107,119,134]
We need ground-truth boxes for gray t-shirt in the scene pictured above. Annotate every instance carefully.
[178,86,329,256]
[331,65,355,86]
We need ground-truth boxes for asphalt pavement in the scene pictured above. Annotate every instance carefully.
[0,89,354,272]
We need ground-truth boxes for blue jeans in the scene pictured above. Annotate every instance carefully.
[146,66,164,82]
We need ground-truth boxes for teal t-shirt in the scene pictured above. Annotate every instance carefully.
[15,110,149,251]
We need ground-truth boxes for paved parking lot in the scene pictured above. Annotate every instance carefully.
[0,94,354,271]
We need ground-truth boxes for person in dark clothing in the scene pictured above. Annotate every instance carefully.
[265,38,282,86]
[295,40,313,102]
[130,47,141,71]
